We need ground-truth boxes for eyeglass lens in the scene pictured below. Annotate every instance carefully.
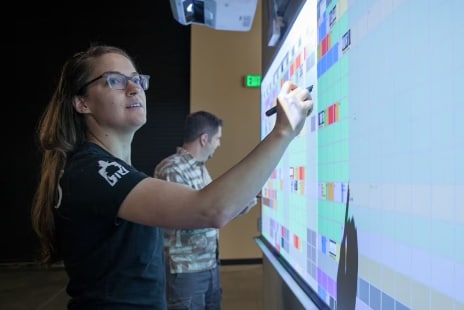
[106,73,150,90]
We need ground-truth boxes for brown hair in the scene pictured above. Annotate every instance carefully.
[31,45,135,266]
[183,111,223,143]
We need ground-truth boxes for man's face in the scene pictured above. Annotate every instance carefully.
[205,126,222,160]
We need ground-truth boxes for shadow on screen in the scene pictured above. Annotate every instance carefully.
[336,185,358,310]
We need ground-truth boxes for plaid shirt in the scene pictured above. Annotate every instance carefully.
[154,147,219,273]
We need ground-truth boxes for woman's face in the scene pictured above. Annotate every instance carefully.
[74,52,148,134]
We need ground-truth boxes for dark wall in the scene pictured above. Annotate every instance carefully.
[7,0,190,263]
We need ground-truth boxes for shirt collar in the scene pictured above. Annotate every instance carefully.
[176,147,205,167]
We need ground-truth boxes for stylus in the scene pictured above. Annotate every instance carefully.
[265,85,313,117]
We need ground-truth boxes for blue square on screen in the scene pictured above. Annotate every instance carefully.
[358,278,369,304]
[382,292,394,309]
[369,285,381,310]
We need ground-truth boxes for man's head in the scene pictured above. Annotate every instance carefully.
[183,111,223,162]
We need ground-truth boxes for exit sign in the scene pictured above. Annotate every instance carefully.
[244,74,262,88]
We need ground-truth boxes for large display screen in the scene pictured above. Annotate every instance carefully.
[260,0,463,309]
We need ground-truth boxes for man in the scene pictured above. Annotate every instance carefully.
[154,111,256,310]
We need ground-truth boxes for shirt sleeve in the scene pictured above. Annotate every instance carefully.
[61,149,148,219]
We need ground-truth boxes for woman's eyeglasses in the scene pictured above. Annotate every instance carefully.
[78,72,150,93]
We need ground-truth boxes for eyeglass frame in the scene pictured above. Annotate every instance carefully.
[77,71,151,94]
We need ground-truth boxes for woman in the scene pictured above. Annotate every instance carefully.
[31,45,312,309]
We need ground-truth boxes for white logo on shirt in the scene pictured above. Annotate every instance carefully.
[98,160,129,186]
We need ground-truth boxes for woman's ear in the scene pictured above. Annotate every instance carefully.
[72,96,90,114]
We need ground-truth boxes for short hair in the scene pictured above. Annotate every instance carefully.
[183,111,223,143]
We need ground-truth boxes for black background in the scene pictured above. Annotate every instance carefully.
[8,0,190,262]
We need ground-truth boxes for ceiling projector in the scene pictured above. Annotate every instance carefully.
[169,0,258,31]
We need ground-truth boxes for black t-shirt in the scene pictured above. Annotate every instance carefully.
[55,143,166,309]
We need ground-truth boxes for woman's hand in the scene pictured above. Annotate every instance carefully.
[274,81,313,137]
